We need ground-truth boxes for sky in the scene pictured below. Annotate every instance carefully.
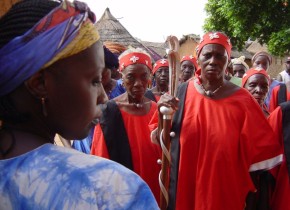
[82,0,208,43]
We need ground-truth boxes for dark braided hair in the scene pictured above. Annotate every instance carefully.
[0,0,61,123]
[0,0,61,48]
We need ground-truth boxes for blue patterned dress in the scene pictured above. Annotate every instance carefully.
[0,144,159,210]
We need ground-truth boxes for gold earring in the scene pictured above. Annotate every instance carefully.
[41,97,48,117]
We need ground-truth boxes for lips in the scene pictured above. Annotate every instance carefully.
[92,104,106,124]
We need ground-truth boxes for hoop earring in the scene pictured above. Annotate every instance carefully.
[41,97,48,117]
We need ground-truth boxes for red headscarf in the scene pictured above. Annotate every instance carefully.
[196,32,232,59]
[181,55,198,71]
[119,52,152,72]
[152,59,169,74]
[242,67,270,87]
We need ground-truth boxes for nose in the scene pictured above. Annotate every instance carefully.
[209,55,218,66]
[134,78,143,87]
[97,85,108,104]
[161,70,167,76]
[255,86,263,94]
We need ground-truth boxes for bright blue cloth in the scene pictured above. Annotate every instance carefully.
[72,127,94,154]
[0,144,159,210]
[109,79,126,99]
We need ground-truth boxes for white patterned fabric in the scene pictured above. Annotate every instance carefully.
[0,144,159,210]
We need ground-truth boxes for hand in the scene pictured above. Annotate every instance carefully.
[157,93,179,112]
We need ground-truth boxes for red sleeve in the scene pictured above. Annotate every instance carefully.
[148,109,159,134]
[268,106,284,178]
[90,124,109,158]
[269,86,280,113]
[268,106,283,145]
[240,98,282,171]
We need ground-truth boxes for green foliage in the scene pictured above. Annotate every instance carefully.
[204,0,290,56]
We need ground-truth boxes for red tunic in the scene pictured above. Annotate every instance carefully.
[268,107,290,210]
[91,102,162,203]
[149,80,282,210]
[269,85,290,112]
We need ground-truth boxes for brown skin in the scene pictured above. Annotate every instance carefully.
[244,74,269,106]
[233,64,247,78]
[156,44,240,143]
[102,67,117,98]
[0,41,107,159]
[196,44,240,99]
[114,63,152,116]
[252,55,270,71]
[180,60,195,82]
[151,66,169,95]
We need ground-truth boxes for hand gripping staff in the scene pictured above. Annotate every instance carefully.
[158,35,180,210]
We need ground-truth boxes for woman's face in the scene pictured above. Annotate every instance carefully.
[198,44,229,82]
[45,41,107,139]
[180,60,195,82]
[155,66,169,86]
[102,67,112,87]
[252,55,270,71]
[244,74,269,105]
[233,64,247,78]
[122,64,150,101]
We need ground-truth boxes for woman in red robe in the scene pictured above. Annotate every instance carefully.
[145,59,169,102]
[242,67,271,117]
[152,32,282,210]
[268,101,290,210]
[91,48,161,203]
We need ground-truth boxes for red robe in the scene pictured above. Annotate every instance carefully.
[268,106,290,210]
[91,102,162,203]
[269,85,290,112]
[149,80,282,210]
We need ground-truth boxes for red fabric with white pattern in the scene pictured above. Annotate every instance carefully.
[152,59,169,74]
[119,52,152,72]
[196,32,232,59]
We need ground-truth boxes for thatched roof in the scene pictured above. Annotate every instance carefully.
[95,8,162,61]
[231,48,253,60]
[140,41,167,58]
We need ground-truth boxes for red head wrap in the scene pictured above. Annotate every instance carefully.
[181,55,198,70]
[119,52,152,72]
[196,32,232,59]
[152,59,169,74]
[242,67,270,87]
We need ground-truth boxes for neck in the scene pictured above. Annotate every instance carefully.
[156,84,168,93]
[127,93,144,104]
[3,122,55,144]
[201,78,224,90]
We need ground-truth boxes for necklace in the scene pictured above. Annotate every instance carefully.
[152,91,166,95]
[200,83,223,97]
[116,101,151,108]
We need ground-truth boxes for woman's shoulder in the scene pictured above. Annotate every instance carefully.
[0,144,159,209]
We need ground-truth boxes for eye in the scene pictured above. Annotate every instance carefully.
[125,74,135,82]
[248,83,257,88]
[92,80,102,86]
[204,53,211,59]
[142,73,149,80]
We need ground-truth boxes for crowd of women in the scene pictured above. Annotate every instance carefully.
[0,0,290,210]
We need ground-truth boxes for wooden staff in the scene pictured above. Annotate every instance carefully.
[159,35,180,210]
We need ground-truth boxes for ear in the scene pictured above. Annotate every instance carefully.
[25,71,48,99]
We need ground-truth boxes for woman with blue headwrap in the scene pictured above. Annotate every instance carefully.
[0,1,159,209]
